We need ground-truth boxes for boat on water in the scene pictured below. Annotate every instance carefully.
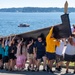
[18,23,30,27]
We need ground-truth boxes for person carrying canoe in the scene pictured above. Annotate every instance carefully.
[46,27,60,73]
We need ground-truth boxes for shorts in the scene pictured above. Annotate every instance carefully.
[0,54,2,60]
[16,64,24,68]
[37,51,46,59]
[56,54,63,63]
[28,54,34,59]
[46,52,55,60]
[3,56,9,63]
[16,55,26,68]
[64,54,75,62]
[9,53,16,60]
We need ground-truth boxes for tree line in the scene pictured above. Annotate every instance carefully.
[0,7,75,12]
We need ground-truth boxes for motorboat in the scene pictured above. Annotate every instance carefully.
[18,24,30,27]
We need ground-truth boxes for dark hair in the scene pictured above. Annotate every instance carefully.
[53,26,60,39]
[38,33,45,41]
[40,33,45,41]
[0,38,3,44]
[68,37,73,45]
[37,35,42,38]
[25,37,34,47]
[29,37,33,41]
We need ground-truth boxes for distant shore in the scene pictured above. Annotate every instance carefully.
[0,7,75,12]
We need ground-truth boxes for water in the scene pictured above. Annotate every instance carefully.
[0,12,75,37]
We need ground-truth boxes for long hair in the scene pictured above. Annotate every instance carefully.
[68,37,73,45]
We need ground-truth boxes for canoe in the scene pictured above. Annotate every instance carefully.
[16,14,72,39]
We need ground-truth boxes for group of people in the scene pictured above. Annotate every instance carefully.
[0,26,75,74]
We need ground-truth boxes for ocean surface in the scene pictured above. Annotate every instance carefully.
[0,12,75,37]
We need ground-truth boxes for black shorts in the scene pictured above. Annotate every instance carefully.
[46,52,55,60]
[9,53,16,60]
[56,54,63,63]
[64,54,75,62]
[0,54,2,60]
[3,56,9,63]
[37,51,46,59]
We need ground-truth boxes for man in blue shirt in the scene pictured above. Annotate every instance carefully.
[33,35,46,71]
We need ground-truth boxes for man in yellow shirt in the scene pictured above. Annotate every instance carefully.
[46,27,60,73]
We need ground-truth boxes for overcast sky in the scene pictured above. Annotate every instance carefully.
[0,0,75,8]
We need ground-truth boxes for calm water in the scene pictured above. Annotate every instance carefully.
[0,12,75,36]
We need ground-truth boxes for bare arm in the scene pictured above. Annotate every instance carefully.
[2,38,5,48]
[55,39,60,47]
[33,47,36,54]
[12,35,16,41]
[9,36,12,46]
[18,38,23,47]
[27,39,33,49]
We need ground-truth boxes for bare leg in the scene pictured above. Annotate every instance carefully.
[9,59,11,70]
[56,61,63,68]
[49,60,54,70]
[46,59,54,73]
[0,60,3,67]
[28,58,32,67]
[66,61,70,73]
[42,56,46,70]
[8,60,10,70]
[47,59,54,70]
[12,59,16,70]
[37,59,41,70]
[9,59,13,70]
[32,58,37,70]
[74,62,75,72]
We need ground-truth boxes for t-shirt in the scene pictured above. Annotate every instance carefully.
[56,40,65,55]
[28,44,34,54]
[65,43,75,55]
[65,37,75,55]
[2,48,5,57]
[8,44,17,54]
[34,41,46,53]
[0,44,5,57]
[0,44,2,54]
[46,27,60,53]
[5,45,9,56]
[73,37,75,42]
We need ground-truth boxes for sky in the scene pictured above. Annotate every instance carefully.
[0,0,75,8]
